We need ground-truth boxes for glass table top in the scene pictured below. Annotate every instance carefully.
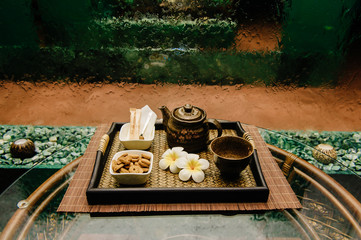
[0,125,360,240]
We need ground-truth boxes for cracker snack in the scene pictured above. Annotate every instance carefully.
[112,153,151,174]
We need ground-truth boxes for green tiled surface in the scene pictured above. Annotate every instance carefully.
[0,125,96,169]
[1,125,360,175]
[259,129,361,175]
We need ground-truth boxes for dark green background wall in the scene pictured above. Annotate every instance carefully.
[0,0,360,85]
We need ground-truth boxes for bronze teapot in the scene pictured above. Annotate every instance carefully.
[159,104,222,152]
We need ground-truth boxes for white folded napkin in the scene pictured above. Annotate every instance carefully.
[138,105,157,140]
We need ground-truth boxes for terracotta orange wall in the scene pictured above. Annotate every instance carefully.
[1,81,360,131]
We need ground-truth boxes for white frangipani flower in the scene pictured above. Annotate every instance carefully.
[176,153,209,183]
[159,147,187,173]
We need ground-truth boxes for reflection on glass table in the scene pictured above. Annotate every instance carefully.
[0,126,360,240]
[260,128,361,202]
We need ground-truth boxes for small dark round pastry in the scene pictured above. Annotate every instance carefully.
[10,139,36,159]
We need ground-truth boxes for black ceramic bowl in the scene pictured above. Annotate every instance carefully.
[210,136,254,179]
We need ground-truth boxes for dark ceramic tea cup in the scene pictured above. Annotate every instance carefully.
[210,136,254,179]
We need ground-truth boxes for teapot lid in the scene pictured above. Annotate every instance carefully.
[174,104,204,122]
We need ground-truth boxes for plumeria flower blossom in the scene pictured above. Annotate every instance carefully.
[159,147,187,173]
[176,153,209,183]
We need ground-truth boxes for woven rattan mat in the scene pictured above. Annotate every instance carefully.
[58,123,301,213]
[99,129,257,189]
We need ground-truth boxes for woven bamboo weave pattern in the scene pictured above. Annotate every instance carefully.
[98,129,256,189]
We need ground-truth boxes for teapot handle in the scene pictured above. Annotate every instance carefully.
[205,119,222,144]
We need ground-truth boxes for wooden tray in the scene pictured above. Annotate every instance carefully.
[86,121,269,205]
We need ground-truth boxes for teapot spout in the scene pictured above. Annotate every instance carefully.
[159,106,171,127]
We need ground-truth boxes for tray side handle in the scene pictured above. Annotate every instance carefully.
[243,132,256,150]
[98,134,110,154]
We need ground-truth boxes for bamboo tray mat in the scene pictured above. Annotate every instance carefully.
[58,123,302,213]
